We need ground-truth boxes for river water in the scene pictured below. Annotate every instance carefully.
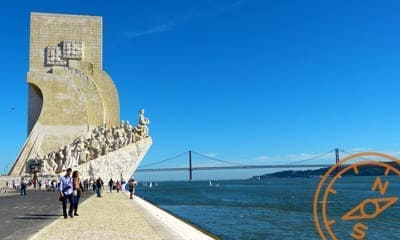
[135,176,400,239]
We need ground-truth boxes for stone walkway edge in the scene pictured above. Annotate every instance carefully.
[28,191,215,240]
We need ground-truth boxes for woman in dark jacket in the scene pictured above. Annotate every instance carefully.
[72,171,83,216]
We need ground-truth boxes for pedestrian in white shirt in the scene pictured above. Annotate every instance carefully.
[59,168,74,219]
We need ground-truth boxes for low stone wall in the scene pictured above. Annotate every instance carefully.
[0,176,18,186]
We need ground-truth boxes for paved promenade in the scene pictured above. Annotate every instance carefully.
[29,191,215,240]
[0,189,92,240]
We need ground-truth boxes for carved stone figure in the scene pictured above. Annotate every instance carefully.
[55,148,64,173]
[126,127,134,145]
[43,154,55,173]
[47,152,57,172]
[70,148,78,167]
[106,129,114,145]
[89,135,101,159]
[63,145,72,168]
[75,137,88,164]
[136,109,150,138]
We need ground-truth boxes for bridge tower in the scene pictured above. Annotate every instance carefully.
[189,150,193,181]
[335,148,340,165]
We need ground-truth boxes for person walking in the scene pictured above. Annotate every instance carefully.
[72,171,83,216]
[59,168,74,219]
[115,180,121,193]
[51,179,57,191]
[95,177,104,197]
[108,178,114,193]
[121,179,126,193]
[128,178,137,199]
[20,177,27,197]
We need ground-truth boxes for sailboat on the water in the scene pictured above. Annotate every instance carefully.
[209,180,219,187]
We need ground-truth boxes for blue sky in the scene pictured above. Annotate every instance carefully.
[1,1,400,180]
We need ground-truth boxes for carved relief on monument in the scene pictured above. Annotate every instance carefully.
[45,40,84,66]
[46,46,67,66]
[62,40,83,59]
[30,109,150,175]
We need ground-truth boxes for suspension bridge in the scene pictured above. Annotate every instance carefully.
[136,148,345,181]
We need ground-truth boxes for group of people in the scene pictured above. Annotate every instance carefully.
[59,168,83,218]
[58,168,138,219]
[108,178,118,193]
[16,177,38,197]
[108,178,137,198]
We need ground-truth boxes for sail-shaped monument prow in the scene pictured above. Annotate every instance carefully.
[8,12,151,180]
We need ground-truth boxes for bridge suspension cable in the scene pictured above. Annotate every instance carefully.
[286,149,336,165]
[340,149,389,161]
[139,151,189,168]
[192,149,336,167]
[190,151,248,166]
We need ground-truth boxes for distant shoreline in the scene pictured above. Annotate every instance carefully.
[251,161,400,179]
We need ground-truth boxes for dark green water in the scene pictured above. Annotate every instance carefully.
[135,176,400,239]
